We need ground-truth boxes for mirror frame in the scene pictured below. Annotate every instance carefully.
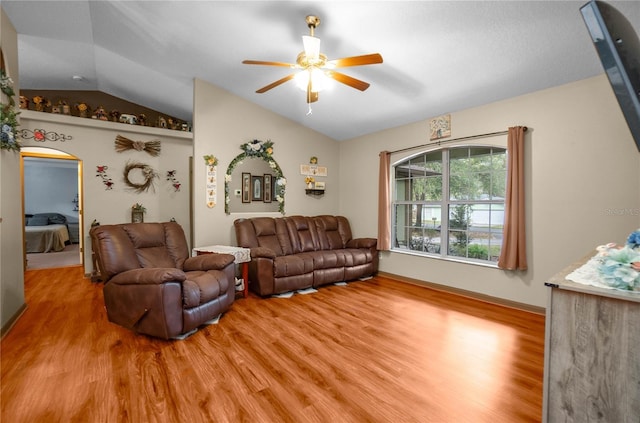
[225,140,286,214]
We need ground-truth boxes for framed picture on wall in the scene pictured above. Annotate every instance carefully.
[251,175,263,201]
[242,173,251,203]
[263,174,272,203]
[131,211,144,223]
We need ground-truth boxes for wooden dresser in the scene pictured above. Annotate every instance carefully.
[542,253,640,422]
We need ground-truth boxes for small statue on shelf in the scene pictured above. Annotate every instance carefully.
[19,96,29,109]
[75,102,89,118]
[92,105,108,121]
[109,110,120,122]
[32,95,46,112]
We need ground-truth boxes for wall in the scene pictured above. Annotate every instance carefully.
[18,111,193,274]
[24,158,78,220]
[1,7,25,333]
[192,79,340,248]
[339,75,640,309]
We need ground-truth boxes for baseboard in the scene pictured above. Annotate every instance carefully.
[1,303,28,339]
[377,271,546,315]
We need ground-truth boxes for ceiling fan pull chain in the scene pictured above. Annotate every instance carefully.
[307,104,313,116]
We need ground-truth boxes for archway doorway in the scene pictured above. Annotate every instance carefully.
[21,147,83,270]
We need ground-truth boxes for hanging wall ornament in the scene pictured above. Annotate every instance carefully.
[114,134,161,156]
[204,155,218,208]
[166,170,181,192]
[96,165,114,190]
[19,128,72,143]
[123,161,158,193]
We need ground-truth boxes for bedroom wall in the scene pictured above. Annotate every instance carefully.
[339,74,640,309]
[23,158,79,222]
[18,111,193,275]
[1,7,25,333]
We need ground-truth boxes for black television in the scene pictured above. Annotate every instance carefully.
[580,0,640,151]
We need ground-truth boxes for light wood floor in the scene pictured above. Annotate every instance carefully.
[2,266,545,422]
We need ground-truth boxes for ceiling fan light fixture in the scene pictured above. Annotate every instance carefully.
[294,67,328,93]
[302,35,321,61]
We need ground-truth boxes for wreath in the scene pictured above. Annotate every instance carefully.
[1,67,21,152]
[123,161,158,193]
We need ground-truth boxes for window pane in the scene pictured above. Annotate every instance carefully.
[492,170,506,199]
[408,155,425,177]
[395,178,409,201]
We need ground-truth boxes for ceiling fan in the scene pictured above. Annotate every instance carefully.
[242,15,383,106]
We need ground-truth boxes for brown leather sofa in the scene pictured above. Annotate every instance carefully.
[90,222,236,339]
[234,215,378,296]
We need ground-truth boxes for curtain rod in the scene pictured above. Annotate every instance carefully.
[388,126,528,155]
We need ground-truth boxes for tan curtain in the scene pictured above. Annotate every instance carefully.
[498,126,527,270]
[377,151,391,251]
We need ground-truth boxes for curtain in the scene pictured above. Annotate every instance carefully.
[377,151,391,251]
[498,126,527,270]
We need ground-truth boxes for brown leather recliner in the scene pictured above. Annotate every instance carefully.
[90,222,236,340]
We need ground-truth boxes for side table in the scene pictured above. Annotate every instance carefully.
[193,245,251,298]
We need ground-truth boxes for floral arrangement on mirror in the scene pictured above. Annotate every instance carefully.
[0,69,21,152]
[596,229,640,291]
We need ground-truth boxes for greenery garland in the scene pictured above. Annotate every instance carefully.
[123,161,158,193]
[225,139,286,214]
[1,68,21,152]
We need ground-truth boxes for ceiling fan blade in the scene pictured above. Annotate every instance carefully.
[242,60,297,68]
[326,71,370,91]
[327,53,383,68]
[256,73,297,93]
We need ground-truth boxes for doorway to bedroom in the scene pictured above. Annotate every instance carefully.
[21,148,83,270]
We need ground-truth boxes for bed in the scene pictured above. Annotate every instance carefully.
[25,213,70,253]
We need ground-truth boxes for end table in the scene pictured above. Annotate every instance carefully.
[192,245,251,298]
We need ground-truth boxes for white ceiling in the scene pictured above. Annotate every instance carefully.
[3,1,639,141]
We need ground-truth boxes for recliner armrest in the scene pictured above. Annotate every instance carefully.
[250,246,276,259]
[109,268,186,285]
[184,253,235,271]
[346,237,378,249]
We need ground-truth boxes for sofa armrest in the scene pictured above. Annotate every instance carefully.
[109,268,186,285]
[347,237,378,249]
[184,253,235,271]
[250,246,277,259]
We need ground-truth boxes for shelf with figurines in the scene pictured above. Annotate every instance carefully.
[18,92,191,134]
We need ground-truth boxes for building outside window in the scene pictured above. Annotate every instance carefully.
[392,146,506,264]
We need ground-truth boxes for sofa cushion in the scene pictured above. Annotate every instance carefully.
[286,216,319,253]
[273,254,314,277]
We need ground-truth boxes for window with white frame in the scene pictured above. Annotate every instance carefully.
[392,146,507,264]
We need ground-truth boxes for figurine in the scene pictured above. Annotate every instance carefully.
[92,105,108,120]
[32,96,45,112]
[75,102,89,118]
[19,96,29,109]
[109,110,120,122]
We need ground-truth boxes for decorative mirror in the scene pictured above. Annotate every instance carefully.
[225,140,286,214]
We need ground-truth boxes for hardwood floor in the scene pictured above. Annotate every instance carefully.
[1,267,545,422]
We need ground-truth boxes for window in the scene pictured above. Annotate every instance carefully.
[392,146,506,264]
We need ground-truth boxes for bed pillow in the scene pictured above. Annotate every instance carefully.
[43,213,67,225]
[27,216,50,226]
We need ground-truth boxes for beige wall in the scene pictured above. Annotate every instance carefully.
[1,7,25,332]
[192,79,340,248]
[339,75,640,308]
[18,111,193,274]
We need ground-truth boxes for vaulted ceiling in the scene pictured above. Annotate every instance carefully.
[3,1,639,141]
